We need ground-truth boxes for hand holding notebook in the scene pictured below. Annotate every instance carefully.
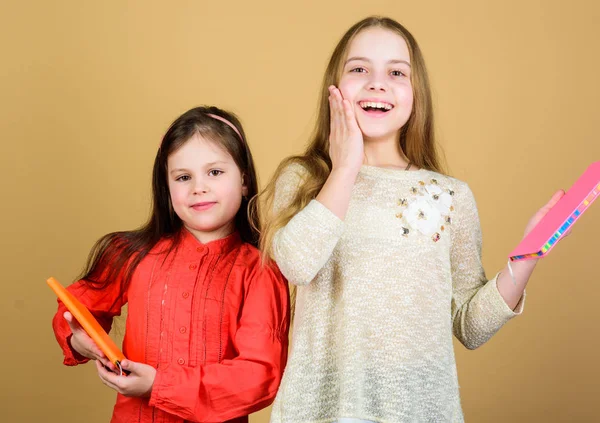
[47,277,128,375]
[509,161,600,261]
[63,311,119,373]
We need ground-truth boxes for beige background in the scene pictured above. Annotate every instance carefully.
[2,0,599,421]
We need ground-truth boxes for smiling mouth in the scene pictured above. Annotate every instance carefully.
[191,202,216,211]
[358,101,394,113]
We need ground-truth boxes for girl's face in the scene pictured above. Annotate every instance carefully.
[338,27,414,144]
[167,134,247,243]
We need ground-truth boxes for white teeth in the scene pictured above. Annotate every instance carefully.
[359,101,393,111]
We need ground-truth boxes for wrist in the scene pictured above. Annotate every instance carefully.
[505,258,538,286]
[330,166,360,181]
[511,257,539,271]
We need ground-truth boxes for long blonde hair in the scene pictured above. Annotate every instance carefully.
[256,16,445,261]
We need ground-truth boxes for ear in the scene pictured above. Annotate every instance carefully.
[241,174,249,197]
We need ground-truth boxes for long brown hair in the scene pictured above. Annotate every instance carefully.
[257,16,445,260]
[78,106,260,302]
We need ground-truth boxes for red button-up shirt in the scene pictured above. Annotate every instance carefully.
[52,230,290,423]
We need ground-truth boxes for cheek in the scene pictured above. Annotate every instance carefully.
[219,182,244,208]
[223,183,243,202]
[168,183,187,207]
[338,78,360,101]
[396,83,414,106]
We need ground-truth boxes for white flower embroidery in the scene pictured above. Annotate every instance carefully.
[403,196,442,236]
[424,185,453,214]
[399,182,454,238]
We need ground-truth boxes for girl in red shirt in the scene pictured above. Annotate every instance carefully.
[51,106,290,423]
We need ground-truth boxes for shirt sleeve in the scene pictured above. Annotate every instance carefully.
[271,163,345,286]
[450,181,525,350]
[149,262,290,422]
[51,272,127,366]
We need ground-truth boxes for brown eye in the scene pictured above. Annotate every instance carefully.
[208,169,223,177]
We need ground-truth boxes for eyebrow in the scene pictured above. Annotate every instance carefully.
[170,168,189,174]
[169,161,229,174]
[345,56,411,67]
[204,160,229,167]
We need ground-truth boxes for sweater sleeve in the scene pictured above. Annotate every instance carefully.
[450,181,525,350]
[149,263,290,422]
[271,164,345,286]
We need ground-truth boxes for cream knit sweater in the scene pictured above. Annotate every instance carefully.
[269,164,524,423]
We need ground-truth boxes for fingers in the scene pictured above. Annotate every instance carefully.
[328,87,338,141]
[97,356,117,373]
[120,360,145,377]
[334,88,345,134]
[329,85,356,148]
[64,312,107,361]
[96,358,114,373]
[95,360,125,391]
[342,98,358,132]
[76,334,104,360]
[545,190,565,210]
[63,312,82,333]
[89,346,107,362]
[327,85,364,173]
[330,86,359,133]
[96,360,116,382]
[536,189,565,218]
[120,360,134,373]
[335,87,346,131]
[524,189,569,239]
[329,86,343,139]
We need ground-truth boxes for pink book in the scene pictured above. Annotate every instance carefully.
[509,161,600,262]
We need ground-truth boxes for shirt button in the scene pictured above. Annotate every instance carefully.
[182,291,189,299]
[179,327,186,334]
[177,358,185,365]
[189,264,197,270]
[196,247,203,253]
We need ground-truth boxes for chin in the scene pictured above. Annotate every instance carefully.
[361,129,399,142]
[193,223,223,233]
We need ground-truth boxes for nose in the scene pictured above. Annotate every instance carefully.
[367,72,388,92]
[193,177,209,195]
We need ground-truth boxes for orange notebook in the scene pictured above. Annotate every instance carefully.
[47,277,127,375]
